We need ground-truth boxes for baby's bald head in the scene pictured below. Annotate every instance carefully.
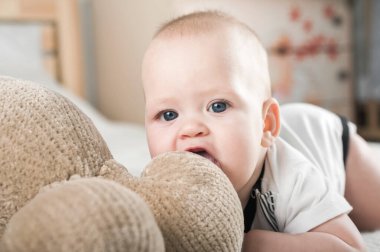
[147,11,271,99]
[142,12,281,202]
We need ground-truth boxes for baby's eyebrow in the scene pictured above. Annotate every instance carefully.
[205,89,241,100]
[194,87,238,97]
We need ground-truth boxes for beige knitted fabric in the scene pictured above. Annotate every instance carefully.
[0,76,112,236]
[0,177,164,252]
[101,152,244,252]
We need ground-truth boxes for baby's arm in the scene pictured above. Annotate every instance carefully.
[243,214,366,252]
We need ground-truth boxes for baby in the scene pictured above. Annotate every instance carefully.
[141,11,380,251]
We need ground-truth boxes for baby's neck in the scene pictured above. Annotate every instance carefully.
[239,153,267,209]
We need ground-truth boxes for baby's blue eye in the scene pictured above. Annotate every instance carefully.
[161,111,178,121]
[209,101,228,113]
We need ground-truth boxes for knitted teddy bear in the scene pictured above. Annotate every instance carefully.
[0,76,244,251]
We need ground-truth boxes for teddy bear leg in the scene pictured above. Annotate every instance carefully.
[0,177,164,252]
[100,152,245,252]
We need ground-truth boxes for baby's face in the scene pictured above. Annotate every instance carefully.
[142,30,268,198]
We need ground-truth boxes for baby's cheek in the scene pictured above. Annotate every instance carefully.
[228,145,258,187]
[148,133,175,157]
[147,130,163,157]
[149,140,165,157]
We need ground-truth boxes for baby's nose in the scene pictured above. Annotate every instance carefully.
[179,119,209,139]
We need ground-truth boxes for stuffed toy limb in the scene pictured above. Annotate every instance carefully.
[0,76,244,251]
[0,76,113,236]
[100,152,244,251]
[1,177,164,252]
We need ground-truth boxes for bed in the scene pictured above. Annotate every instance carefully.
[0,0,379,250]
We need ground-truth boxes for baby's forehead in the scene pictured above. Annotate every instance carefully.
[143,12,271,98]
[149,12,267,63]
[150,27,268,76]
[148,26,265,68]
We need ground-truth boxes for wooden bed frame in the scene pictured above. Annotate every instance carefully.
[0,0,84,97]
[357,101,380,141]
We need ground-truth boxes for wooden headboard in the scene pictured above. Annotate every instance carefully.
[0,0,84,97]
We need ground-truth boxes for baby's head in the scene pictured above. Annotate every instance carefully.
[142,11,280,205]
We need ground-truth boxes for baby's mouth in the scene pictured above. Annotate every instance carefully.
[187,148,220,168]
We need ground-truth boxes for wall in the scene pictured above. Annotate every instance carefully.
[78,0,97,106]
[92,0,174,124]
[90,0,354,123]
[173,0,354,119]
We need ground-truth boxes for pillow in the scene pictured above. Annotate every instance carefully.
[0,23,43,66]
[0,23,50,82]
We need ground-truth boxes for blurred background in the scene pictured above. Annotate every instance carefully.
[1,0,380,140]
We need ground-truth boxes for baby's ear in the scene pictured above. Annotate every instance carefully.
[261,98,281,148]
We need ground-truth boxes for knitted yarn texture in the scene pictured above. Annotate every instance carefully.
[1,178,164,252]
[0,76,112,236]
[101,152,244,252]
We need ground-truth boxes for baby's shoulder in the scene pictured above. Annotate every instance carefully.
[280,103,343,142]
[263,138,326,194]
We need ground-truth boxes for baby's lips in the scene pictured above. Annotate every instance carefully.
[185,146,206,153]
[185,147,221,168]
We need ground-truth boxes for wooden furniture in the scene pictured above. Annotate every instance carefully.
[0,0,84,97]
[357,101,380,141]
